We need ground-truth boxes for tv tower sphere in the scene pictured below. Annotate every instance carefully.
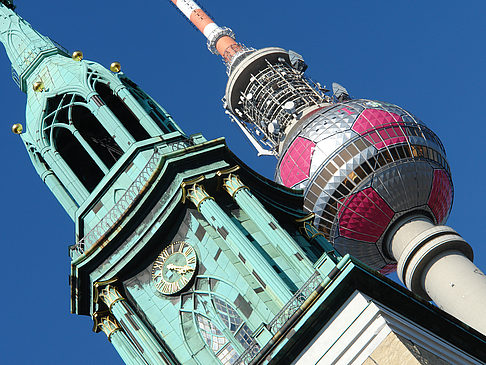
[275,99,453,273]
[170,0,486,333]
[222,45,453,273]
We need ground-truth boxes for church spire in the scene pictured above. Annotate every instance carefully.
[0,2,67,91]
[1,1,186,219]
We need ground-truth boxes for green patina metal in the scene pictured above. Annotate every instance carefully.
[3,4,486,365]
[1,4,347,365]
[185,183,293,303]
[67,131,340,364]
[222,173,315,283]
[0,4,184,220]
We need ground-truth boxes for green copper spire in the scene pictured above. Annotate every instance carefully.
[0,2,67,91]
[0,2,186,219]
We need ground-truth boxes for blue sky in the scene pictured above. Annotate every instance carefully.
[0,0,485,363]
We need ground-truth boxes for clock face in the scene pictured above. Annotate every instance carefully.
[152,241,197,295]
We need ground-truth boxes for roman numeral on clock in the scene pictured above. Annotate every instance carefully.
[186,256,196,265]
[183,246,194,257]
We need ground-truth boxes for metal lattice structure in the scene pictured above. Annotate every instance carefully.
[235,341,261,365]
[69,147,162,258]
[167,138,194,151]
[232,60,326,150]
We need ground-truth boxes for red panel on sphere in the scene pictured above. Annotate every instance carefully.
[352,109,407,149]
[279,137,315,187]
[428,169,453,223]
[338,187,394,242]
[379,263,397,275]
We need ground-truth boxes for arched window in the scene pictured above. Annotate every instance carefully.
[119,76,177,134]
[180,278,259,364]
[42,93,122,192]
[72,105,122,169]
[94,81,151,141]
[54,127,104,192]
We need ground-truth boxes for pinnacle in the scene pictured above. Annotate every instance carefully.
[0,1,65,91]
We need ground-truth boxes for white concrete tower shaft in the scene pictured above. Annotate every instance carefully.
[386,216,486,334]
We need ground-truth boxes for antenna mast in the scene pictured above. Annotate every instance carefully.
[169,0,249,65]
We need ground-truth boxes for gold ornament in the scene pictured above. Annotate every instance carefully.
[33,81,44,92]
[72,50,83,61]
[110,62,121,73]
[11,123,23,134]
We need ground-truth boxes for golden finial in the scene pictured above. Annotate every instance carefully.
[33,81,45,92]
[11,123,23,134]
[110,62,121,73]
[72,50,83,61]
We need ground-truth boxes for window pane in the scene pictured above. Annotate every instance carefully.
[196,314,228,353]
[235,324,254,349]
[217,344,238,365]
[213,297,242,333]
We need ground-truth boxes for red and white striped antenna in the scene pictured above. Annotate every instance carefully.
[169,0,245,63]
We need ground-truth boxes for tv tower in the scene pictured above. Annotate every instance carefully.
[168,0,486,334]
[3,1,486,363]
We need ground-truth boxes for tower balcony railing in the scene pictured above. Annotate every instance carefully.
[267,271,323,334]
[69,146,163,260]
[236,271,324,364]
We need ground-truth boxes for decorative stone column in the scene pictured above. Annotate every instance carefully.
[98,284,173,364]
[116,87,162,136]
[41,169,78,218]
[72,128,110,174]
[221,172,314,282]
[45,149,89,202]
[182,180,293,303]
[299,220,336,254]
[299,220,340,272]
[93,312,147,365]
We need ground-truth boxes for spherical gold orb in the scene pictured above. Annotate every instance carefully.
[72,50,83,61]
[110,62,121,73]
[11,123,23,134]
[33,81,44,92]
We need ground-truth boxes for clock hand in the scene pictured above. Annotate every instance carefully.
[181,265,195,273]
[167,264,195,274]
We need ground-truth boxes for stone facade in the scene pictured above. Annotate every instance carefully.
[363,332,450,365]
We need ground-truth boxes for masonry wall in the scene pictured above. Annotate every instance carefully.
[122,208,286,364]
